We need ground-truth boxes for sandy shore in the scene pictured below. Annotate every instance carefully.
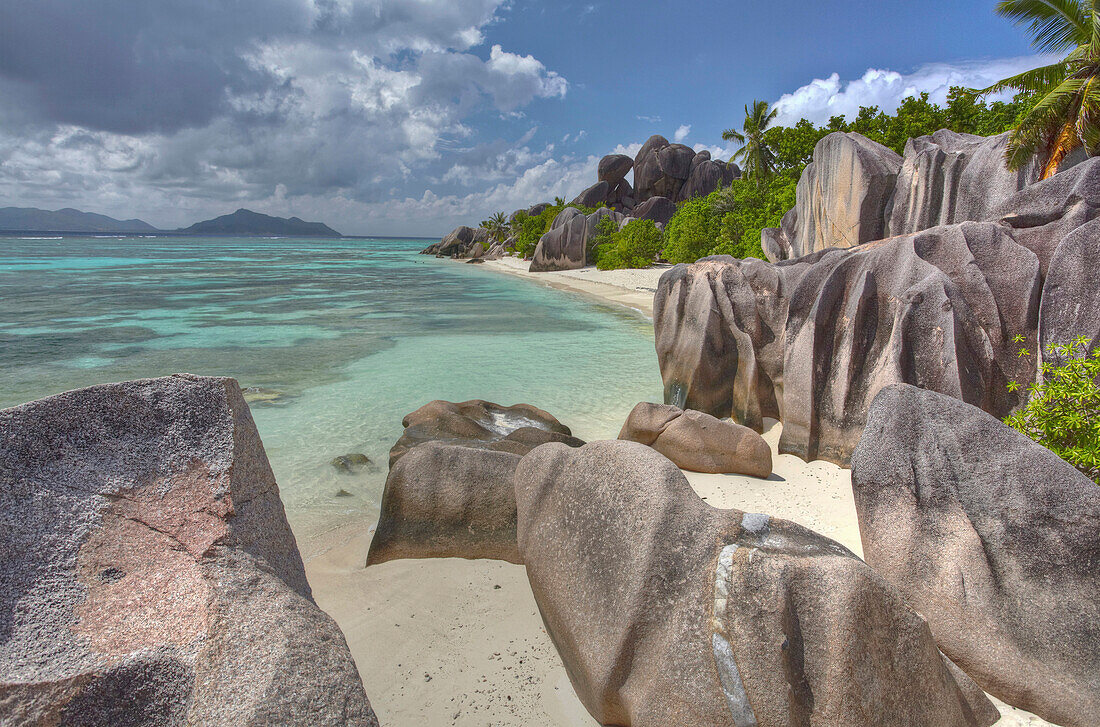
[479,255,667,318]
[303,257,1048,726]
[301,417,1048,726]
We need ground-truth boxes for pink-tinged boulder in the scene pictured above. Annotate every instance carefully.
[0,375,378,726]
[618,402,771,476]
[514,440,998,727]
[852,384,1100,727]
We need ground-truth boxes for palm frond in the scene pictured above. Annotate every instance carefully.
[996,0,1092,53]
[972,60,1072,95]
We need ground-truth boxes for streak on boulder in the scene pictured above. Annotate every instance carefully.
[761,133,902,260]
[618,402,771,476]
[367,443,522,566]
[514,440,998,727]
[0,375,378,726]
[852,384,1100,727]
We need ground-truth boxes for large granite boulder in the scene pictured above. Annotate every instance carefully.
[655,221,1041,465]
[886,130,1040,237]
[1040,216,1100,358]
[514,440,998,727]
[632,195,677,226]
[761,132,903,261]
[852,384,1100,727]
[529,207,625,272]
[618,402,771,476]
[368,442,522,566]
[634,135,696,202]
[388,398,582,467]
[571,180,611,208]
[598,154,634,185]
[0,375,378,726]
[420,225,489,258]
[678,159,739,202]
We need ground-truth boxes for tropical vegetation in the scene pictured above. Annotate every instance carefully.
[593,217,664,270]
[723,100,779,187]
[972,0,1100,178]
[1006,336,1100,484]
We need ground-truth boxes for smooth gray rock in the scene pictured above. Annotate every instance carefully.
[368,443,523,566]
[852,384,1100,727]
[634,135,694,202]
[761,132,902,261]
[598,154,634,184]
[388,398,583,467]
[689,150,711,174]
[886,130,1040,238]
[420,225,489,258]
[527,202,551,217]
[515,440,997,727]
[530,207,624,272]
[0,375,378,726]
[572,181,611,208]
[678,159,738,201]
[655,221,1040,465]
[1040,216,1100,359]
[632,196,677,226]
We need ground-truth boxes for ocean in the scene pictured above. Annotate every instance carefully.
[0,235,663,538]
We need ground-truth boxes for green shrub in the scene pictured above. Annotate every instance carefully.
[663,196,720,264]
[1005,335,1100,484]
[596,219,663,270]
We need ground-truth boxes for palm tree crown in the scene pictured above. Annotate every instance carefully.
[723,100,779,187]
[480,211,509,243]
[975,0,1100,178]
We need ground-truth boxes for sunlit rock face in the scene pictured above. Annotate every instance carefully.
[0,374,378,726]
[660,157,1100,465]
[852,384,1100,727]
[513,440,998,727]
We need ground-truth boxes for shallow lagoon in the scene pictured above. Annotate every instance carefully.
[0,235,663,536]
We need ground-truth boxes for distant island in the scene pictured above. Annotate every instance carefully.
[0,207,159,234]
[178,208,342,237]
[0,206,342,237]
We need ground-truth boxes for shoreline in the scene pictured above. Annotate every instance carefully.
[476,255,668,318]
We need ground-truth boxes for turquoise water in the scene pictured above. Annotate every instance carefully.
[0,236,663,536]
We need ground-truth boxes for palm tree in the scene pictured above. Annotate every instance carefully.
[723,100,779,187]
[480,212,509,243]
[553,196,566,207]
[972,0,1100,178]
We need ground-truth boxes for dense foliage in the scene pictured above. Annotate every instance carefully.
[1006,336,1100,484]
[595,218,663,270]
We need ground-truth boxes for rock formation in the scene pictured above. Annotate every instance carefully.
[514,440,998,727]
[529,206,625,272]
[658,157,1100,465]
[598,153,633,185]
[420,225,490,258]
[634,135,739,206]
[631,195,677,226]
[852,384,1100,727]
[618,402,771,476]
[388,398,582,468]
[0,375,378,726]
[368,442,523,566]
[762,132,903,262]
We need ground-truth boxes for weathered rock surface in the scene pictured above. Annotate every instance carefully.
[1040,216,1100,358]
[571,181,611,208]
[0,375,378,726]
[388,398,582,468]
[618,402,771,476]
[529,206,625,272]
[655,221,1040,465]
[631,195,677,226]
[852,384,1100,727]
[762,132,903,261]
[420,225,490,258]
[678,158,739,201]
[368,442,522,566]
[514,440,998,727]
[634,135,696,202]
[886,130,1040,238]
[598,154,633,185]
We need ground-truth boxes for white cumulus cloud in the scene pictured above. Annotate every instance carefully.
[673,124,691,143]
[771,55,1059,127]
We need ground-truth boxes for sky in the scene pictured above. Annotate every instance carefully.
[0,0,1050,236]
